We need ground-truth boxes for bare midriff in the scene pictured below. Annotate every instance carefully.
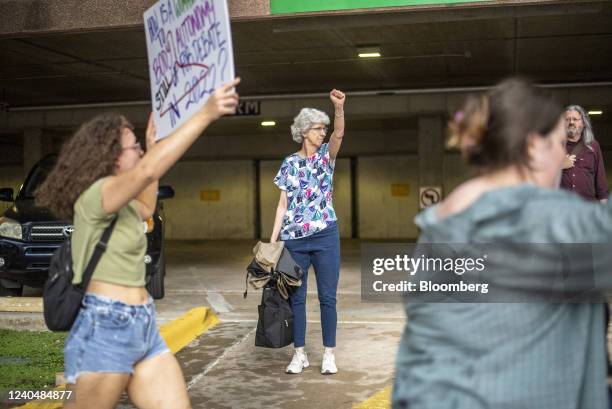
[87,280,149,305]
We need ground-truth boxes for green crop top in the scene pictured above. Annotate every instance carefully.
[71,178,146,287]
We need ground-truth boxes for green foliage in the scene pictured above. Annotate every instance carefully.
[0,329,66,390]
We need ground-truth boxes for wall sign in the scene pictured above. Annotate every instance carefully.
[391,184,410,197]
[236,100,261,116]
[200,190,221,201]
[419,186,442,209]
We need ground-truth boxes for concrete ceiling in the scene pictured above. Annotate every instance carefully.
[0,1,611,109]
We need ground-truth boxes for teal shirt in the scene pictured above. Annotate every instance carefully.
[393,185,611,409]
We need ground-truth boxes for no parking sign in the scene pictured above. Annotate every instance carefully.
[419,187,442,209]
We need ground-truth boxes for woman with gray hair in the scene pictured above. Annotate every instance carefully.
[271,89,346,375]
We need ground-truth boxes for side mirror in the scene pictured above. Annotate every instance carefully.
[158,185,175,200]
[0,188,14,202]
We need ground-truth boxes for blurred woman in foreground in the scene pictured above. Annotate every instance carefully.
[393,78,612,409]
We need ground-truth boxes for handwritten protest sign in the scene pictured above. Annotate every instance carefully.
[144,0,235,139]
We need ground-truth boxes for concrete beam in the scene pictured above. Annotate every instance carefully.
[0,0,270,39]
[0,0,598,39]
[0,93,455,133]
[3,83,611,134]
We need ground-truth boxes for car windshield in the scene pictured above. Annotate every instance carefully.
[19,157,56,199]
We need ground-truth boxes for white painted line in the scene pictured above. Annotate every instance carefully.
[338,320,402,325]
[167,289,363,296]
[206,292,234,313]
[218,319,402,325]
[186,327,256,390]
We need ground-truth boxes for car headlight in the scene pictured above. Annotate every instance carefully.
[0,218,22,240]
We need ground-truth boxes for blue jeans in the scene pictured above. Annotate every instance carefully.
[284,223,340,348]
[64,293,169,383]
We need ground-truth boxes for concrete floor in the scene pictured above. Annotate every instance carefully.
[2,239,403,408]
[143,239,403,409]
[0,240,402,406]
[4,239,612,408]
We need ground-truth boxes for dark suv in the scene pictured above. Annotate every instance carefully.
[0,155,173,299]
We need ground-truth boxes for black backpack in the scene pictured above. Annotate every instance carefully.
[43,218,117,331]
[255,286,293,348]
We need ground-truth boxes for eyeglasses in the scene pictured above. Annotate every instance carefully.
[310,126,328,134]
[122,142,142,152]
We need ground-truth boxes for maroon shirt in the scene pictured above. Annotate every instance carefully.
[561,139,608,201]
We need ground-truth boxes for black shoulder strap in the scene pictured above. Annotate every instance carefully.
[80,217,118,290]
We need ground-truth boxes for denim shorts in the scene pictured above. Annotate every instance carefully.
[64,293,170,383]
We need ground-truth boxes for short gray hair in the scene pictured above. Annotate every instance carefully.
[566,105,595,149]
[290,108,330,143]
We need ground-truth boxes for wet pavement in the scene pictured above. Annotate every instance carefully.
[117,320,401,409]
[5,239,612,408]
[2,239,405,408]
[132,239,404,408]
[184,321,401,409]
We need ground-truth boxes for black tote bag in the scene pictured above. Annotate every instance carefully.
[255,286,293,348]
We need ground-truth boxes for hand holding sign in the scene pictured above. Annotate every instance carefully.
[145,113,157,151]
[201,77,240,121]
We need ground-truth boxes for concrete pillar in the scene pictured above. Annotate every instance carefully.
[23,128,43,174]
[418,116,445,190]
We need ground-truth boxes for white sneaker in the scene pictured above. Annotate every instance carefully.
[321,351,338,375]
[286,351,309,374]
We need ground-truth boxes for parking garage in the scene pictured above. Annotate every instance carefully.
[1,0,612,407]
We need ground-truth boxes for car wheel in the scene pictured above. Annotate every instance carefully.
[146,253,165,300]
[0,282,23,297]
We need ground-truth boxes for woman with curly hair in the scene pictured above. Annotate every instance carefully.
[270,89,346,375]
[37,78,239,409]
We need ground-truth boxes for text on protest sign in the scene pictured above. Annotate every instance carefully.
[144,0,235,139]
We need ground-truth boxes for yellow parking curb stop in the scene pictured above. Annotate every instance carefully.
[353,385,392,409]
